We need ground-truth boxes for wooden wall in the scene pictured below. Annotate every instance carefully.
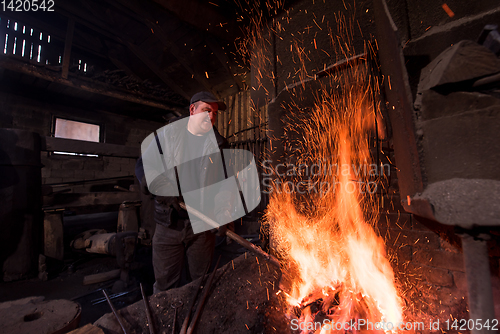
[218,90,269,222]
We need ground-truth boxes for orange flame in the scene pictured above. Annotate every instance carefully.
[264,53,402,332]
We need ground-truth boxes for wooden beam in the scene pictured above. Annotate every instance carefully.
[62,18,75,79]
[106,0,215,95]
[125,41,190,100]
[56,4,126,44]
[43,192,140,208]
[67,323,105,334]
[0,11,109,60]
[83,269,121,285]
[150,0,242,42]
[206,36,244,91]
[0,56,182,113]
[41,136,140,158]
[57,1,191,100]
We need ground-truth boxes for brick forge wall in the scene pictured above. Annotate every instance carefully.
[378,196,470,330]
[378,166,500,331]
[374,153,500,331]
[0,90,163,192]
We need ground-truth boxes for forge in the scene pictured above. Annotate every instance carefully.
[93,1,500,333]
[1,0,499,333]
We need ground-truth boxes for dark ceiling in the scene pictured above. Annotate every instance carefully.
[0,0,286,121]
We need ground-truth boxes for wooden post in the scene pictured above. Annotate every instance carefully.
[62,18,75,79]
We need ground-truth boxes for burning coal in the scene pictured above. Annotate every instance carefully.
[260,32,402,334]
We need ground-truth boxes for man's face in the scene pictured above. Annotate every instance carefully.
[188,101,218,135]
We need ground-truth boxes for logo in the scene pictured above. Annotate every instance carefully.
[140,113,261,233]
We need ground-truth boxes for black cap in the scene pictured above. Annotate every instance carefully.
[190,91,227,111]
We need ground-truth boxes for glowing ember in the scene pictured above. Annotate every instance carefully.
[263,43,403,334]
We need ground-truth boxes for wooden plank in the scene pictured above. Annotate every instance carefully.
[242,91,248,141]
[225,94,232,138]
[42,136,140,158]
[228,93,236,139]
[44,213,64,261]
[43,191,140,209]
[67,323,105,334]
[62,18,75,79]
[83,269,121,285]
[234,92,244,140]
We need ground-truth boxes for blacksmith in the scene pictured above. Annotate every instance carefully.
[136,91,234,293]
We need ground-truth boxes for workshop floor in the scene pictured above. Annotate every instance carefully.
[0,233,257,328]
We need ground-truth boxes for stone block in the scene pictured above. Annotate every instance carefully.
[79,170,96,180]
[84,159,104,171]
[421,265,453,287]
[452,271,467,291]
[404,230,440,250]
[413,249,465,272]
[439,238,461,253]
[120,164,134,173]
[54,169,75,178]
[41,168,51,178]
[396,245,413,264]
[380,193,406,213]
[44,177,63,184]
[379,212,412,230]
[62,159,85,171]
[436,287,466,307]
[46,158,62,170]
[62,178,80,183]
[411,218,433,232]
[383,229,408,248]
[104,159,121,171]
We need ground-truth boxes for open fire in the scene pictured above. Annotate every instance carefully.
[263,44,403,333]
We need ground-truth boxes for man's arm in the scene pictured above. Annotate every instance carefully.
[139,127,179,197]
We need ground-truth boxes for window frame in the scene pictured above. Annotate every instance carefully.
[50,115,105,157]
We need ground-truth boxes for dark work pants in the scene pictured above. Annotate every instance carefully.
[152,221,215,293]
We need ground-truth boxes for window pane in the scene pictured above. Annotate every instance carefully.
[54,118,99,142]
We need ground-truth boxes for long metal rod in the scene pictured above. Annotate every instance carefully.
[103,289,129,334]
[179,202,280,268]
[140,283,156,334]
[186,256,221,334]
[179,263,211,334]
[92,290,132,305]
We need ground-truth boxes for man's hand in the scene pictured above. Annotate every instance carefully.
[148,175,175,196]
[214,210,232,236]
[215,225,228,237]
